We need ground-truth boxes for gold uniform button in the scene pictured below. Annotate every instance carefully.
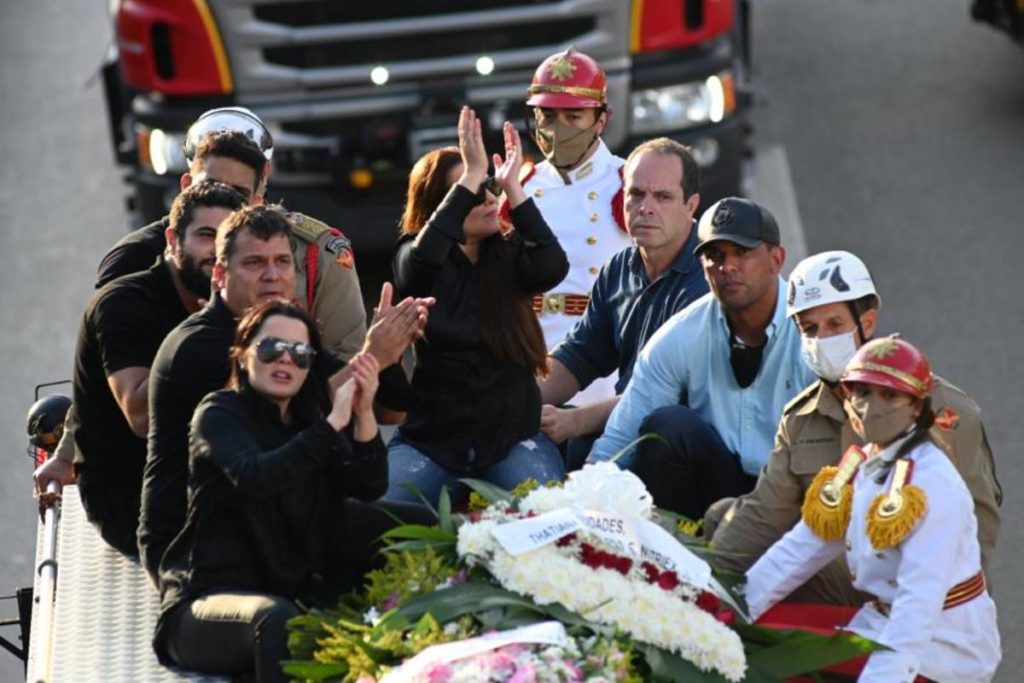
[875,551,885,559]
[587,190,598,200]
[586,236,598,245]
[588,266,599,275]
[845,541,852,551]
[888,578,898,587]
[589,213,598,222]
[534,188,544,198]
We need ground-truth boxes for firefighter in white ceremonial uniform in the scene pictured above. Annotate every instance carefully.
[745,336,1000,683]
[510,48,633,404]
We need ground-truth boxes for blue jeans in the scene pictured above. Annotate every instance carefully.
[383,433,565,505]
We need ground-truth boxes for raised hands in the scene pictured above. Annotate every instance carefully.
[327,378,356,432]
[492,121,528,208]
[349,352,380,417]
[364,281,433,368]
[456,106,489,192]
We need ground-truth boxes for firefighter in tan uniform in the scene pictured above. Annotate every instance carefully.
[185,107,368,361]
[513,48,633,404]
[708,251,1002,605]
[288,212,367,360]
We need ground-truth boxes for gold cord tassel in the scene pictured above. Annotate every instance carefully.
[867,459,927,549]
[801,446,867,541]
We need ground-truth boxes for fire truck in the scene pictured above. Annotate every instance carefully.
[103,0,753,282]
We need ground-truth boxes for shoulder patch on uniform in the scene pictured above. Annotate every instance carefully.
[784,382,820,414]
[934,406,960,431]
[288,212,331,242]
[324,235,352,255]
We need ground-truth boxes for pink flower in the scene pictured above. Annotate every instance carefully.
[382,592,400,610]
[422,662,453,683]
[508,661,537,683]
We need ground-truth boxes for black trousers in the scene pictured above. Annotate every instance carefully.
[629,405,757,521]
[158,499,433,682]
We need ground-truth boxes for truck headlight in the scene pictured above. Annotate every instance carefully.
[137,127,188,175]
[630,72,735,134]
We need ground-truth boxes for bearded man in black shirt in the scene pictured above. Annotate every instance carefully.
[70,181,246,556]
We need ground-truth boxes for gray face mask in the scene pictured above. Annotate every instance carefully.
[844,394,917,446]
[534,119,598,169]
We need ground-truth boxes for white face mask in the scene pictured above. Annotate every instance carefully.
[801,332,858,382]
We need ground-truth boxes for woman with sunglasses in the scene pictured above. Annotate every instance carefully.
[154,300,392,682]
[384,106,569,505]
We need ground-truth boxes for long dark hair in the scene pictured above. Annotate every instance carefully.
[228,300,330,425]
[401,147,548,375]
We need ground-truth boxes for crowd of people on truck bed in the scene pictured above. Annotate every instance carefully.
[29,48,1003,682]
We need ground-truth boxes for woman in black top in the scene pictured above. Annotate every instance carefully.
[384,107,569,505]
[154,301,404,682]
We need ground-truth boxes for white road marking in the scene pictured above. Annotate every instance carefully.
[747,144,807,277]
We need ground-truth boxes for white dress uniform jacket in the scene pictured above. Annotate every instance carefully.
[524,140,633,404]
[745,439,1000,683]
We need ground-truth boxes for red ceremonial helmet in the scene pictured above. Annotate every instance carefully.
[525,47,607,109]
[841,335,933,399]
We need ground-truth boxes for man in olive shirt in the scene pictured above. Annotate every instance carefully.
[708,251,1002,604]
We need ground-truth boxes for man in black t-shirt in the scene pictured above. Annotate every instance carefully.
[70,182,246,556]
[138,205,430,582]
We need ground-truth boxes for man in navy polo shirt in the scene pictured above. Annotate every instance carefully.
[537,138,709,466]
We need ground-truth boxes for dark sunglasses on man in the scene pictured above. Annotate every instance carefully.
[254,337,316,369]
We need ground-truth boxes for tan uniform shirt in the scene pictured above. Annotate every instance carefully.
[289,213,367,362]
[709,376,1001,605]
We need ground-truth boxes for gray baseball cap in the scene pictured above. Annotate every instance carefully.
[694,197,780,255]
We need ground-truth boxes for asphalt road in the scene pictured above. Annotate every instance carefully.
[0,0,1020,680]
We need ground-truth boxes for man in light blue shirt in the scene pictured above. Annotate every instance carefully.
[589,197,816,519]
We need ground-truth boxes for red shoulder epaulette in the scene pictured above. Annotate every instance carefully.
[611,166,627,233]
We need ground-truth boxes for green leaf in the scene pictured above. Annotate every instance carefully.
[745,628,884,677]
[280,659,348,681]
[380,524,456,542]
[380,538,456,554]
[459,478,513,505]
[380,582,545,630]
[637,643,729,683]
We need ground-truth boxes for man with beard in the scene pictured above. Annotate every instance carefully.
[511,48,633,404]
[69,181,246,556]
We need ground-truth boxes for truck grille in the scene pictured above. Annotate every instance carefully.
[209,0,631,184]
[253,0,564,26]
[263,18,595,73]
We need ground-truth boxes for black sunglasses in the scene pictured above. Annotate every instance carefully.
[254,337,316,369]
[475,176,503,201]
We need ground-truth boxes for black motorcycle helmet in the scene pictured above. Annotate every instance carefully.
[26,394,71,453]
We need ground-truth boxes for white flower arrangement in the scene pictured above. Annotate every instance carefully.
[456,464,747,682]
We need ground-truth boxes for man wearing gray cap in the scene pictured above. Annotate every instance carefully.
[588,197,815,519]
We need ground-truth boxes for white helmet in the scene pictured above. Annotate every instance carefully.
[786,250,880,317]
[183,106,273,162]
